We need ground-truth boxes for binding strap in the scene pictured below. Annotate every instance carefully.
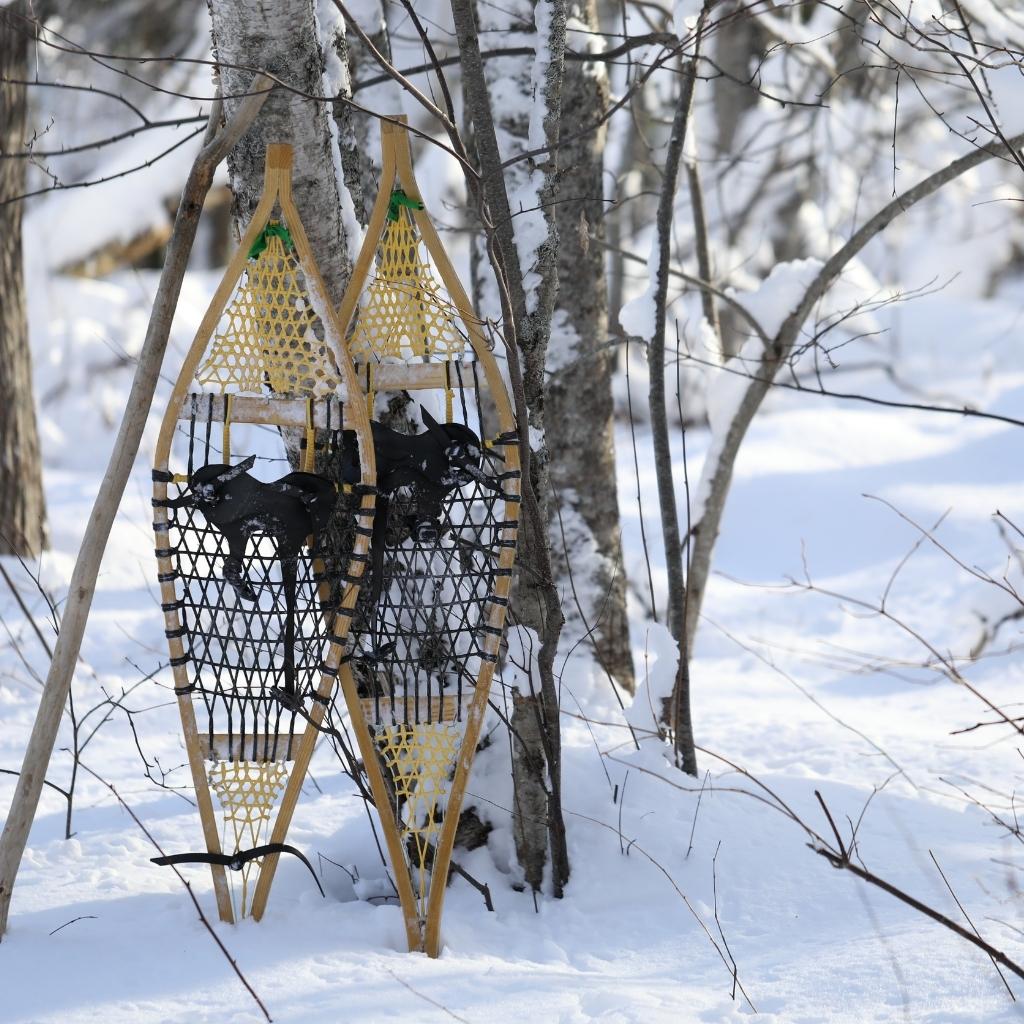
[151,843,324,896]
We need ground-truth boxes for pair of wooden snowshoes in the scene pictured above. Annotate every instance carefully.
[151,119,520,957]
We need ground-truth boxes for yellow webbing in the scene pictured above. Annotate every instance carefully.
[196,228,342,397]
[208,760,290,919]
[376,722,461,921]
[348,206,466,362]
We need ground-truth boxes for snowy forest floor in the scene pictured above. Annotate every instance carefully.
[2,267,1024,1023]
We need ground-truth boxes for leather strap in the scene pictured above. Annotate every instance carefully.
[151,842,325,896]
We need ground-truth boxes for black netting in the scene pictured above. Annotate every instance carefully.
[161,412,356,760]
[348,370,519,727]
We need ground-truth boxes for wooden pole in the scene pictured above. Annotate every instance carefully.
[0,76,273,941]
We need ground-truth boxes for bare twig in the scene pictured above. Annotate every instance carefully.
[448,859,495,913]
[47,914,97,936]
[80,764,272,1022]
[929,849,1015,999]
[648,3,713,776]
[382,966,471,1023]
[686,770,711,858]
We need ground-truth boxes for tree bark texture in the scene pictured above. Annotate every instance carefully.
[650,45,703,775]
[510,688,549,891]
[327,0,400,229]
[461,0,562,645]
[545,0,634,692]
[0,4,47,558]
[207,0,351,306]
[452,0,571,895]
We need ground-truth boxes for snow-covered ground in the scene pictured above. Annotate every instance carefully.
[3,262,1024,1024]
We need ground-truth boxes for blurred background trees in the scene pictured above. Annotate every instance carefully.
[0,4,45,557]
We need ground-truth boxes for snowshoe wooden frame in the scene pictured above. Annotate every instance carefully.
[334,116,521,957]
[152,144,376,924]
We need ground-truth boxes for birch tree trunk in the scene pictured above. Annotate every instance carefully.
[454,0,571,895]
[207,0,357,474]
[207,0,352,304]
[546,0,634,692]
[328,0,399,229]
[0,3,47,558]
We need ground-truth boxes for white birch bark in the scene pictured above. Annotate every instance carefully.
[326,0,401,229]
[545,0,634,692]
[456,0,571,893]
[207,0,352,305]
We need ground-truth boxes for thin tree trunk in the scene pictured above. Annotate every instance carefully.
[546,0,633,692]
[682,129,1024,655]
[649,16,708,775]
[452,0,571,896]
[0,4,46,558]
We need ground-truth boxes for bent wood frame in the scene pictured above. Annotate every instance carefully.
[334,117,521,957]
[151,144,377,924]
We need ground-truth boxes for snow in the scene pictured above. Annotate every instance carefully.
[479,0,554,317]
[726,258,823,340]
[4,261,1024,1022]
[527,1,552,153]
[618,286,656,343]
[6,6,1024,1021]
[617,234,659,343]
[625,623,676,737]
